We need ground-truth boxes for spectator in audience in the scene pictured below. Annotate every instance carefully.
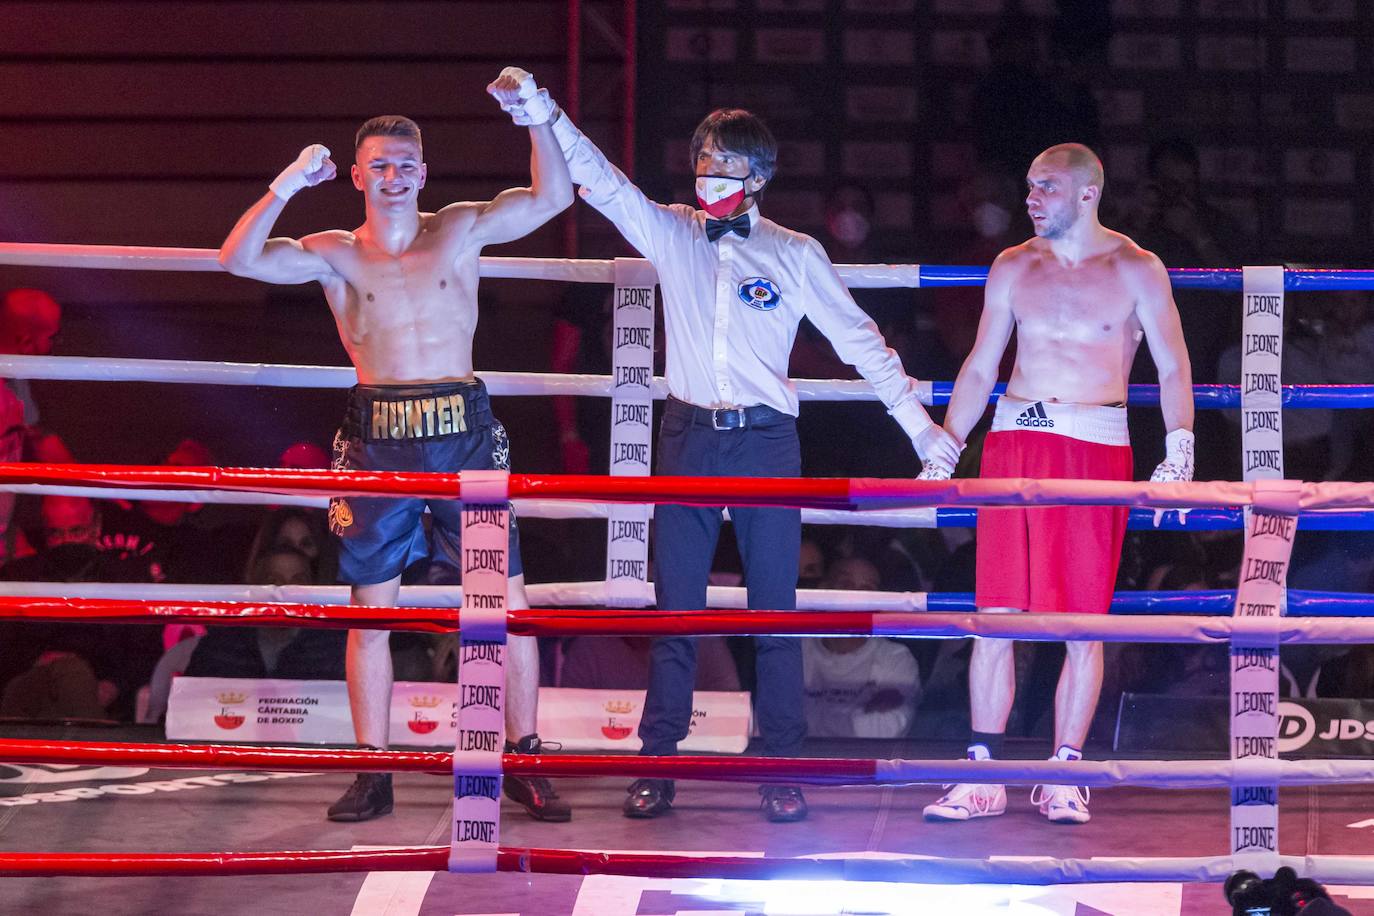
[1217,299,1370,484]
[930,170,1024,379]
[1277,531,1374,698]
[1330,558,1374,698]
[278,440,330,470]
[549,284,613,475]
[802,557,920,738]
[793,183,929,479]
[1124,138,1244,403]
[548,282,671,476]
[1124,139,1240,272]
[242,507,336,585]
[0,495,161,719]
[0,288,62,563]
[2,495,159,584]
[798,536,826,589]
[185,546,346,680]
[1309,290,1374,481]
[1111,566,1228,701]
[0,289,60,425]
[0,650,116,722]
[100,438,237,583]
[560,634,741,692]
[0,383,23,564]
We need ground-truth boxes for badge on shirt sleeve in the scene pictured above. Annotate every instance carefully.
[738,277,781,311]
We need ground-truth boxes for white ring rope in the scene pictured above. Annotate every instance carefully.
[0,355,893,402]
[0,243,926,288]
[0,483,332,509]
[870,758,1373,789]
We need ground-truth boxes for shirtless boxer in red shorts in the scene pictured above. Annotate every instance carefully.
[922,144,1195,824]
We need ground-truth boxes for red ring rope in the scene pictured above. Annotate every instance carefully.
[0,739,876,783]
[0,596,879,636]
[0,847,1213,881]
[0,462,1300,511]
[0,464,857,509]
[0,847,873,879]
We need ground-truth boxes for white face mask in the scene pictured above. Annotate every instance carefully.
[829,209,870,247]
[973,201,1012,239]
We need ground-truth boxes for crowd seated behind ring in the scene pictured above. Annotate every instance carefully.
[4,65,1374,828]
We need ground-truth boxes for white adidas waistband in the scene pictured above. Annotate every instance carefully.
[991,396,1130,447]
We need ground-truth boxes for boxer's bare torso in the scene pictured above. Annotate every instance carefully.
[303,210,482,385]
[996,230,1157,407]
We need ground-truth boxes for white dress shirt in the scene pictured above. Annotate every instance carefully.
[802,638,920,739]
[550,114,934,442]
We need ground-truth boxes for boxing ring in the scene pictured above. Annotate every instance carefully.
[3,244,1374,914]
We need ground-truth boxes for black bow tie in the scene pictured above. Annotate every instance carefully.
[705,213,751,242]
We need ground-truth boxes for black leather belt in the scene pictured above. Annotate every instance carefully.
[665,397,791,431]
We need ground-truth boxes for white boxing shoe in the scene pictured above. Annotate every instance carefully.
[922,783,1007,821]
[1030,783,1091,824]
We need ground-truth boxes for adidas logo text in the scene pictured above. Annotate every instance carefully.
[1015,402,1055,429]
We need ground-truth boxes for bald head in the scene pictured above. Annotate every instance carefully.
[0,289,61,356]
[1026,144,1107,240]
[1033,144,1104,195]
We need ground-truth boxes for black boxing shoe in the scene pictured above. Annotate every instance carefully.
[503,735,572,822]
[326,772,393,822]
[623,778,675,819]
[759,784,808,823]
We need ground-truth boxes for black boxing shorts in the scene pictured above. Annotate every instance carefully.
[328,379,523,585]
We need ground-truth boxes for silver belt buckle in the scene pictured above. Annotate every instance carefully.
[711,407,746,430]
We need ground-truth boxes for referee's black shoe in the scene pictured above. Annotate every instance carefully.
[623,778,674,818]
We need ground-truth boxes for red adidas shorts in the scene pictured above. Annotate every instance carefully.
[975,397,1133,615]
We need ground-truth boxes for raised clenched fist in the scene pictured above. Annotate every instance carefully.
[270,144,336,200]
[487,67,556,126]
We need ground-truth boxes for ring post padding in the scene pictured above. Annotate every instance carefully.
[1230,500,1296,862]
[449,640,505,874]
[1231,267,1288,864]
[452,470,509,873]
[456,471,511,642]
[604,258,657,607]
[1240,266,1285,480]
[450,637,505,874]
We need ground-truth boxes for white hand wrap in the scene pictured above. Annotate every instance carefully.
[1150,428,1196,483]
[917,461,953,481]
[504,74,557,126]
[270,144,330,200]
[911,422,963,475]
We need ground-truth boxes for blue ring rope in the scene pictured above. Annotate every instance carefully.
[928,508,1374,532]
[917,266,1374,292]
[925,382,1374,408]
[922,589,1374,615]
